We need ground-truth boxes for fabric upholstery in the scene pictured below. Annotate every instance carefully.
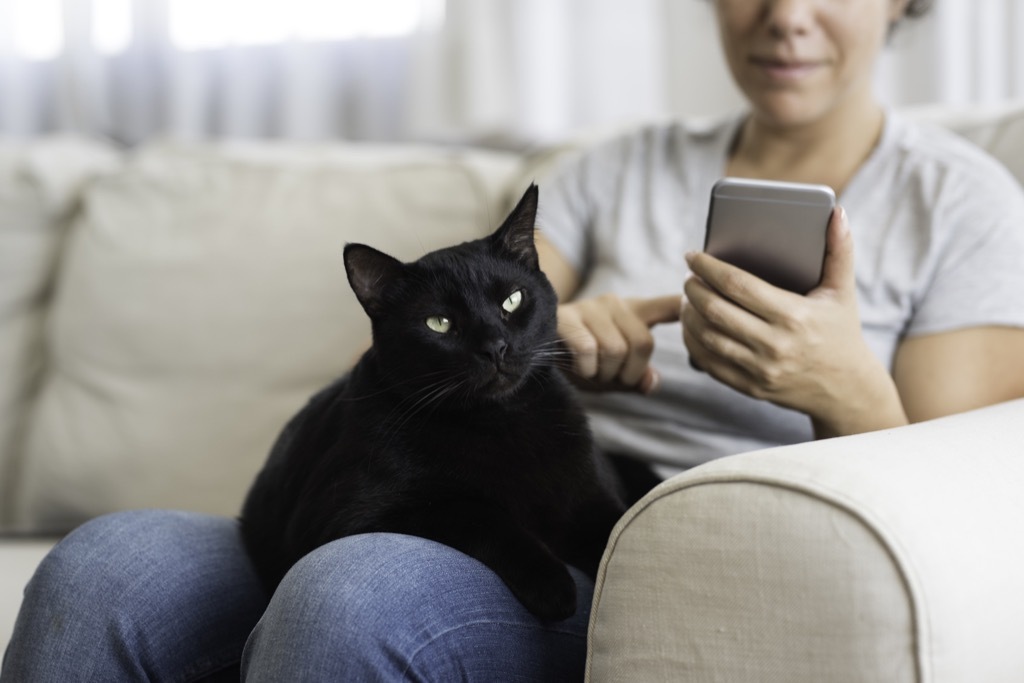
[587,399,1024,682]
[0,138,119,525]
[10,141,520,531]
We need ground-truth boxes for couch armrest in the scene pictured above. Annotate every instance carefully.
[587,399,1024,683]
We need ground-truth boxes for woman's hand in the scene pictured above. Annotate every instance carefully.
[681,207,907,438]
[558,294,682,394]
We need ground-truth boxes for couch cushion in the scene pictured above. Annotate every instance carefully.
[0,138,120,529]
[11,141,522,532]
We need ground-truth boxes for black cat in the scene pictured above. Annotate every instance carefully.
[240,184,626,621]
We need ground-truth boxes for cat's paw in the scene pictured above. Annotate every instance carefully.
[509,563,578,622]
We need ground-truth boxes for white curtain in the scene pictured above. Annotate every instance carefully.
[0,0,1022,145]
[878,0,1024,108]
[0,0,423,143]
[417,0,1024,142]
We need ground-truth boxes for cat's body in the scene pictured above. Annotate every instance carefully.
[240,185,625,621]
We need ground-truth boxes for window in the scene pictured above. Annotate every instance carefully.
[171,0,439,50]
[7,0,62,60]
[5,0,443,60]
[95,0,132,54]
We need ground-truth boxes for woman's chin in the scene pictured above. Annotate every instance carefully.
[748,96,832,129]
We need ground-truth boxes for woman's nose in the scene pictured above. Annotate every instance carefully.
[761,0,815,37]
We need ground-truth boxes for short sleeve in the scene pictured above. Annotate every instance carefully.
[536,151,594,276]
[535,134,639,278]
[907,159,1024,337]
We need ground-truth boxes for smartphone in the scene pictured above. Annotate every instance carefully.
[703,177,836,294]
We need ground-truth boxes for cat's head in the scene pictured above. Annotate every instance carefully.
[343,184,562,402]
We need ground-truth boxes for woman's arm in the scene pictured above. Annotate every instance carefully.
[893,327,1024,422]
[536,233,582,301]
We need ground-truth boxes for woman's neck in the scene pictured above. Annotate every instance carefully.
[726,96,885,196]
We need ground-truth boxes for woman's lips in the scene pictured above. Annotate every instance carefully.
[750,56,823,82]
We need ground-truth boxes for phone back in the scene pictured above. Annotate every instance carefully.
[704,178,835,294]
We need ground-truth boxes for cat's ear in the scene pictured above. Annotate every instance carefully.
[491,183,539,270]
[344,243,404,318]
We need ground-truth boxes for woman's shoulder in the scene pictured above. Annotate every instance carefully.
[560,115,737,166]
[884,112,1024,204]
[540,115,737,196]
[614,114,736,154]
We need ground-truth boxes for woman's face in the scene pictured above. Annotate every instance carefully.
[714,0,908,127]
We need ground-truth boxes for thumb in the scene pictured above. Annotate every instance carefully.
[817,206,855,295]
[629,294,683,327]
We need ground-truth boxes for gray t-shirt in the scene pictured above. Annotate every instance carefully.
[539,112,1024,472]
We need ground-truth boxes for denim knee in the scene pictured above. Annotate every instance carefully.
[23,510,197,623]
[241,533,593,683]
[3,510,266,683]
[27,509,245,614]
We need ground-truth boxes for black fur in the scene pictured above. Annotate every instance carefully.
[240,185,625,621]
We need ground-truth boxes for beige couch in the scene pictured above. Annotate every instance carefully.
[2,103,1024,679]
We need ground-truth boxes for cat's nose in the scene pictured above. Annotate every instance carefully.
[481,339,508,364]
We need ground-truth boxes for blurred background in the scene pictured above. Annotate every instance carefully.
[0,0,1022,146]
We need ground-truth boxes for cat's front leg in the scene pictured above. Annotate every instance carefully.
[563,495,626,579]
[386,503,578,622]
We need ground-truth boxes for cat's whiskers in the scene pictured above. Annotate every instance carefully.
[376,367,451,392]
[338,368,452,402]
[530,341,577,372]
[378,372,471,451]
[379,372,462,423]
[336,359,458,403]
[547,329,602,346]
[531,352,575,368]
[381,364,473,418]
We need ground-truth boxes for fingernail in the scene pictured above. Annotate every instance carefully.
[640,369,660,395]
[684,251,697,265]
[838,207,850,235]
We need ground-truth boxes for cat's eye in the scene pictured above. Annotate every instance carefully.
[502,290,523,313]
[425,316,451,334]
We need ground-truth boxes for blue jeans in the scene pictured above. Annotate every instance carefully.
[2,510,593,682]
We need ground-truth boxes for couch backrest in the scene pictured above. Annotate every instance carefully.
[2,102,1022,533]
[3,140,522,532]
[0,138,120,527]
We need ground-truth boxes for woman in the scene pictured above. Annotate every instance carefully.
[5,1,1023,681]
[542,0,1024,480]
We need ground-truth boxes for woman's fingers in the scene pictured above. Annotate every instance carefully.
[590,305,633,384]
[632,294,684,326]
[557,306,601,379]
[683,325,755,392]
[681,299,759,377]
[683,275,770,357]
[557,294,681,392]
[684,250,791,322]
